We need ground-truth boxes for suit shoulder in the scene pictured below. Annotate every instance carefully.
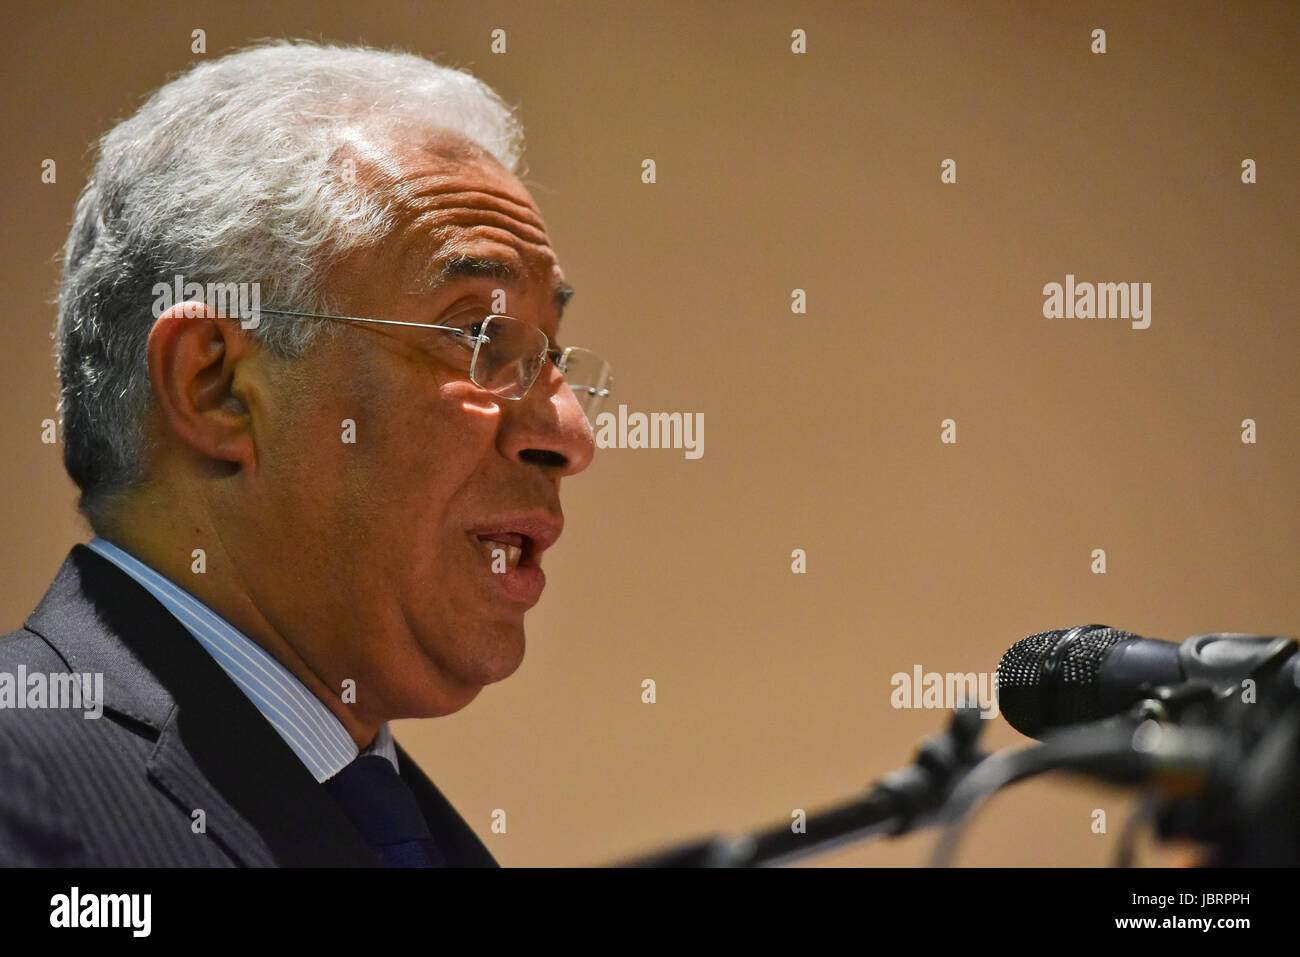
[0,626,97,744]
[0,626,138,775]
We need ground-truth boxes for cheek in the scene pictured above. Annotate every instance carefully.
[366,389,485,493]
[260,360,393,533]
[274,351,502,566]
[259,407,357,547]
[345,383,499,553]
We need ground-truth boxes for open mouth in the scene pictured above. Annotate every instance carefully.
[474,532,532,569]
[466,515,561,608]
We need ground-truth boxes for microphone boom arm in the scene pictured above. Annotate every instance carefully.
[618,706,991,867]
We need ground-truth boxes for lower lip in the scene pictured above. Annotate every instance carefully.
[473,536,546,606]
[499,563,546,606]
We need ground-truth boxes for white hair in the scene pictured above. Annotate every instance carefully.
[56,39,524,528]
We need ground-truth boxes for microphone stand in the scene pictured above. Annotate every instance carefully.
[620,706,990,867]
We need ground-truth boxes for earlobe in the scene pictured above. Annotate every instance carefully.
[147,303,258,470]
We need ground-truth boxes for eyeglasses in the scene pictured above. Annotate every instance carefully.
[256,308,613,421]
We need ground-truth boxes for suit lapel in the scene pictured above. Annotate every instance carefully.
[397,743,499,867]
[27,545,378,867]
[147,683,379,866]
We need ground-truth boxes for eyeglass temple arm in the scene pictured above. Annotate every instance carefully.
[258,308,475,338]
[260,309,611,395]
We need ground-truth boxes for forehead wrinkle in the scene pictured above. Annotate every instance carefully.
[392,180,548,233]
[365,156,565,305]
[353,135,545,233]
[401,205,552,253]
[373,160,552,253]
[403,220,560,294]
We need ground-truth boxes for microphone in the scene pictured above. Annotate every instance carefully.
[996,624,1299,737]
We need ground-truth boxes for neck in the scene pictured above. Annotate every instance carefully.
[99,494,382,750]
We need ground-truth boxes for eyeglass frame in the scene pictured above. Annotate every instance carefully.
[253,307,613,407]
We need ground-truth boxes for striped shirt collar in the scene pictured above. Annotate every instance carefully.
[86,537,396,782]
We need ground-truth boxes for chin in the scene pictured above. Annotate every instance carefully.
[467,626,527,685]
[407,653,520,718]
[422,619,527,697]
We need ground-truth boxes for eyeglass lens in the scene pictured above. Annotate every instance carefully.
[472,316,613,419]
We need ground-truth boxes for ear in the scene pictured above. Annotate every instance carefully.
[147,301,259,471]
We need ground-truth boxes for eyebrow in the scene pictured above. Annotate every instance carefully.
[432,254,574,316]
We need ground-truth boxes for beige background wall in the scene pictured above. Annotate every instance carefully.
[2,0,1296,866]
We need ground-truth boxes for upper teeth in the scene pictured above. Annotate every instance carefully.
[488,543,523,569]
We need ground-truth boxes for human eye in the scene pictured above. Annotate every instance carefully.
[439,307,492,345]
[457,312,490,336]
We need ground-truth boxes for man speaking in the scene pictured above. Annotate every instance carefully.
[0,39,609,866]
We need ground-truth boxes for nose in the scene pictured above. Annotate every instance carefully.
[498,363,596,476]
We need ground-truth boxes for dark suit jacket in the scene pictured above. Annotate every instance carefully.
[0,545,498,867]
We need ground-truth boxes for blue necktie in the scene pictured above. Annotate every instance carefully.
[323,754,444,867]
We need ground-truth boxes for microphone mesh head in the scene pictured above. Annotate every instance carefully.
[996,626,1137,736]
